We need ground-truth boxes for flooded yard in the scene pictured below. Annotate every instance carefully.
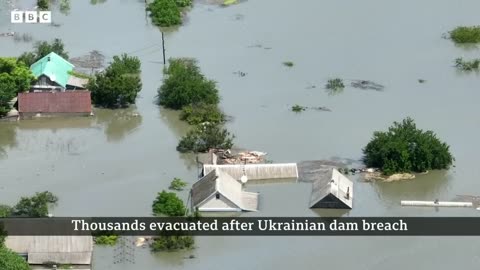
[1,0,480,269]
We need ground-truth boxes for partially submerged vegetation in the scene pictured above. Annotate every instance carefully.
[152,191,186,217]
[169,178,188,191]
[291,104,306,112]
[158,58,234,153]
[363,117,454,175]
[37,0,49,10]
[147,0,192,27]
[454,57,480,71]
[89,54,142,108]
[94,235,119,246]
[0,58,34,117]
[18,38,69,67]
[450,26,480,44]
[325,78,345,91]
[283,61,294,67]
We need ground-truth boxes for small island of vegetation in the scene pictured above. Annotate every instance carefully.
[147,0,192,27]
[449,26,480,44]
[363,117,454,176]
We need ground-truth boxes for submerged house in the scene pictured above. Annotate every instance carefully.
[191,169,259,212]
[17,52,92,118]
[30,52,88,91]
[5,236,93,269]
[309,168,353,209]
[202,163,299,182]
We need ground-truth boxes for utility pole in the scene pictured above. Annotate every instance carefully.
[161,31,166,65]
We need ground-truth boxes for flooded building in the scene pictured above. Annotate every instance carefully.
[191,169,259,212]
[18,91,92,118]
[203,163,299,182]
[5,236,93,270]
[30,52,88,91]
[309,168,353,209]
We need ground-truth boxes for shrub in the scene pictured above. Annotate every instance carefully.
[177,123,234,153]
[158,58,219,110]
[291,104,306,113]
[454,58,480,71]
[450,26,480,44]
[152,191,186,217]
[363,117,454,175]
[147,0,182,27]
[0,247,30,270]
[283,61,294,67]
[151,235,194,251]
[169,178,188,191]
[95,235,119,246]
[180,103,225,125]
[37,0,49,10]
[0,205,12,217]
[0,58,35,116]
[11,191,58,217]
[326,78,345,90]
[89,54,142,108]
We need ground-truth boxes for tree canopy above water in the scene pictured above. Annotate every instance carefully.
[17,38,69,67]
[363,117,454,175]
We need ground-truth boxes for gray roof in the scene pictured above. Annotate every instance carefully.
[203,163,298,181]
[67,76,89,89]
[309,168,353,209]
[192,169,258,211]
[5,236,93,265]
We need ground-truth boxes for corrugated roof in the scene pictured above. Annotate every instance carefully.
[203,163,298,181]
[5,236,93,265]
[67,76,89,89]
[18,92,92,113]
[309,168,353,209]
[30,52,74,88]
[192,169,258,211]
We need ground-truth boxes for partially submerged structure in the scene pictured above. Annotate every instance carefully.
[191,169,259,212]
[309,168,353,209]
[18,91,92,118]
[203,163,299,182]
[5,236,93,269]
[30,52,88,91]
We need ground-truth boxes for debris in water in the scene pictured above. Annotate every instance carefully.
[70,50,106,70]
[291,105,331,113]
[351,80,384,91]
[233,71,247,77]
[418,79,426,83]
[0,32,15,37]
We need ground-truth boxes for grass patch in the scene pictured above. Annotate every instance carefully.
[450,26,480,44]
[454,57,480,71]
[283,61,294,67]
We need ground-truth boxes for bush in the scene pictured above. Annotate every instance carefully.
[363,117,454,175]
[0,247,30,270]
[37,0,49,10]
[180,103,225,125]
[177,123,234,153]
[0,58,35,116]
[152,191,186,217]
[151,235,194,251]
[158,58,219,110]
[454,58,480,71]
[95,235,119,246]
[89,54,142,108]
[291,104,306,113]
[147,0,182,27]
[325,78,345,90]
[11,191,58,217]
[283,61,294,67]
[169,178,188,191]
[450,26,480,44]
[0,205,12,217]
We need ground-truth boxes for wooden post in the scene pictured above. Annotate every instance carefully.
[161,31,166,65]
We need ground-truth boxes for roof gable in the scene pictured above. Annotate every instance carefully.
[30,52,74,88]
[309,169,353,209]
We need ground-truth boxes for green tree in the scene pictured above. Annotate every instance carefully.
[89,54,142,108]
[177,123,234,153]
[0,58,35,116]
[0,205,12,217]
[158,58,219,110]
[11,191,58,217]
[37,0,49,10]
[180,103,225,125]
[147,0,182,27]
[450,26,480,44]
[363,117,454,175]
[17,38,69,67]
[151,234,194,251]
[152,191,186,217]
[0,247,30,270]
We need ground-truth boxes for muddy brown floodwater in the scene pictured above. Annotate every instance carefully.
[1,0,480,269]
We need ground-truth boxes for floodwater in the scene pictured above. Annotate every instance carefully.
[1,0,480,269]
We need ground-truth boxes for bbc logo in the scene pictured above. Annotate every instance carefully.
[11,11,52,24]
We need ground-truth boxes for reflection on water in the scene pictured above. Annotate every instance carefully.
[0,123,17,159]
[94,107,143,142]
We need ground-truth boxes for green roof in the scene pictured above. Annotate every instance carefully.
[30,52,74,88]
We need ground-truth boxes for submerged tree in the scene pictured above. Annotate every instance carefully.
[177,123,234,153]
[17,38,69,67]
[158,58,219,110]
[89,54,142,108]
[169,178,188,191]
[0,58,35,116]
[0,246,30,270]
[147,0,182,27]
[450,26,480,44]
[152,191,186,217]
[11,191,58,217]
[363,117,454,175]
